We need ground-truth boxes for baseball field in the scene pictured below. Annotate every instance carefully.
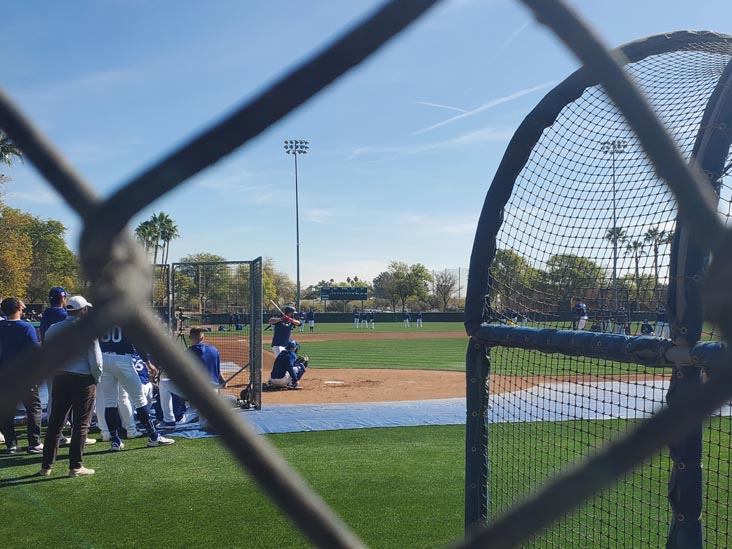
[2,322,717,547]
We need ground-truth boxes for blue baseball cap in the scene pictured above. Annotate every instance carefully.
[49,286,67,301]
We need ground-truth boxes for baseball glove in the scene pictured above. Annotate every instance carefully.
[297,355,309,368]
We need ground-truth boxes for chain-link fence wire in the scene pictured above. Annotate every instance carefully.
[461,1,732,547]
[0,2,442,548]
[2,0,731,547]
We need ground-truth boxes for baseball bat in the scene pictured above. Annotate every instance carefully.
[270,300,285,315]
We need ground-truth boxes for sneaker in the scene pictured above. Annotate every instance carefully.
[0,433,4,443]
[59,436,71,447]
[126,429,145,439]
[36,467,52,477]
[110,440,125,452]
[84,438,96,446]
[158,421,177,431]
[27,444,44,455]
[68,466,95,478]
[147,435,175,447]
[6,444,19,455]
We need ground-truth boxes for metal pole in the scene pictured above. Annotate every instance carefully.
[612,151,618,311]
[294,153,301,312]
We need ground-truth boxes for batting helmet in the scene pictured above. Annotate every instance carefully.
[286,340,300,353]
[284,306,296,315]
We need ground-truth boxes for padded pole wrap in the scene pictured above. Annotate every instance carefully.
[465,339,490,530]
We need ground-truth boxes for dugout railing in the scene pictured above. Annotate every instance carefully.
[2,1,732,548]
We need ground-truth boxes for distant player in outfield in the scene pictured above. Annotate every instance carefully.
[416,311,423,328]
[369,310,375,330]
[268,340,308,388]
[268,306,300,357]
[307,308,315,332]
[297,311,305,333]
[403,310,410,328]
[361,310,369,329]
[354,309,360,329]
[656,305,670,339]
[574,298,588,330]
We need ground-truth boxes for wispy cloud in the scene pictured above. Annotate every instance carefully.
[304,208,331,223]
[414,101,467,113]
[412,81,555,135]
[5,189,61,204]
[348,125,514,162]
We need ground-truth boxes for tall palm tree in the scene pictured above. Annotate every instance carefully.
[159,214,180,265]
[134,219,157,256]
[0,131,23,168]
[624,239,647,311]
[643,225,666,289]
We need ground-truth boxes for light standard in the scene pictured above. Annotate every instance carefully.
[284,139,309,311]
[600,138,627,311]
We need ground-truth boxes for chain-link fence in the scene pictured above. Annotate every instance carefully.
[3,0,732,547]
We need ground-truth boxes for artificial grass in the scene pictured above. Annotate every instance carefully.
[0,425,465,549]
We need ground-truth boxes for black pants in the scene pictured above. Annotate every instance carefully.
[0,385,42,449]
[42,374,96,470]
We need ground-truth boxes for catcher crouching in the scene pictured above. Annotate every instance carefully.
[265,340,308,390]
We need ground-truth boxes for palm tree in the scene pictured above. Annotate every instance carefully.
[159,214,180,265]
[643,226,666,289]
[134,219,157,256]
[605,226,627,308]
[624,239,647,311]
[0,131,23,168]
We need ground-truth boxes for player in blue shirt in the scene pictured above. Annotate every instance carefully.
[416,311,423,328]
[354,310,360,329]
[0,298,43,454]
[99,325,174,451]
[268,306,301,357]
[574,298,588,330]
[403,310,411,328]
[369,310,375,330]
[307,308,315,333]
[268,340,308,388]
[39,286,67,342]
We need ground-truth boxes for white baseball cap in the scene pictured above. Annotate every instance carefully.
[66,295,93,311]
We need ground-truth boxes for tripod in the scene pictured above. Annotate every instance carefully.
[176,329,188,349]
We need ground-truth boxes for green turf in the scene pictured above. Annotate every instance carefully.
[0,426,464,549]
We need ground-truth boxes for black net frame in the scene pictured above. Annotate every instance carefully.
[464,28,732,548]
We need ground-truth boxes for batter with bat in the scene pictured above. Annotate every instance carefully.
[268,301,301,358]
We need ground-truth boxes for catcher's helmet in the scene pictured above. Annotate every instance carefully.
[286,339,300,353]
[284,306,296,315]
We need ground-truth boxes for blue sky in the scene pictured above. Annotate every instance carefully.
[4,0,732,287]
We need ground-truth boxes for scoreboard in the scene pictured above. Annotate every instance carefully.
[320,286,368,301]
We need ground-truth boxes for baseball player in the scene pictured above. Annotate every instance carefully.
[268,340,308,388]
[416,311,423,328]
[574,298,588,330]
[656,305,670,339]
[268,306,301,357]
[361,310,369,329]
[297,311,305,333]
[403,310,410,328]
[369,310,375,330]
[353,309,360,329]
[99,325,174,451]
[307,308,315,332]
[640,319,655,336]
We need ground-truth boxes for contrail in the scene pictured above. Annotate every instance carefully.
[414,101,468,113]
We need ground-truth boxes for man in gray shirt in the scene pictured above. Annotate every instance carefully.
[39,296,102,478]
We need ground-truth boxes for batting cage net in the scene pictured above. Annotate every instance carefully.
[464,31,732,547]
[151,264,170,326]
[172,258,263,409]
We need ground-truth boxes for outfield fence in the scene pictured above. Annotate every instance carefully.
[3,1,732,548]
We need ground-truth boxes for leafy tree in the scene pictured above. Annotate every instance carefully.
[372,271,399,311]
[176,253,228,313]
[491,249,540,312]
[433,269,458,311]
[264,258,295,306]
[543,253,605,311]
[376,261,432,312]
[0,207,32,297]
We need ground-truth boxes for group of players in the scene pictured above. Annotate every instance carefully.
[0,286,230,477]
[573,297,670,337]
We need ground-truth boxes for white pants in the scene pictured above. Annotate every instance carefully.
[272,345,286,359]
[656,322,670,339]
[100,353,147,409]
[404,319,410,327]
[159,377,217,424]
[95,384,135,435]
[309,320,314,330]
[417,319,423,327]
[577,317,587,330]
[354,319,359,328]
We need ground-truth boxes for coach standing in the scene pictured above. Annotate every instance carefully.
[0,297,43,454]
[39,295,102,477]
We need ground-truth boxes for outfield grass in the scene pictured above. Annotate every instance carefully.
[0,426,464,549]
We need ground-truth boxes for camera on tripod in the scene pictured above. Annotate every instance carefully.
[175,307,190,333]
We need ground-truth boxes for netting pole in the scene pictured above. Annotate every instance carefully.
[465,339,490,530]
[665,55,732,549]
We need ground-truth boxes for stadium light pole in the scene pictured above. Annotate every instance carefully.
[600,138,627,311]
[284,139,309,312]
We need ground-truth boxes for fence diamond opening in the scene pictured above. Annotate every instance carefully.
[172,259,263,410]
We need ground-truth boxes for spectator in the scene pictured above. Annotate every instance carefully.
[39,286,67,342]
[0,298,43,454]
[39,295,101,477]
